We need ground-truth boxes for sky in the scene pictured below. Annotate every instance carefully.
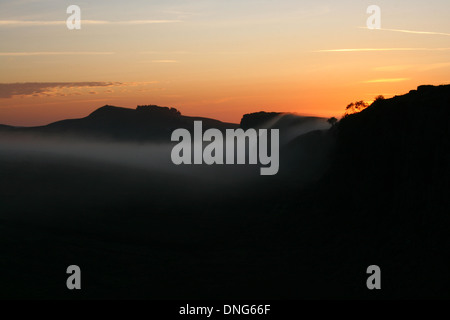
[0,0,449,126]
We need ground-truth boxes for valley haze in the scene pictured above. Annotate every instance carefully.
[0,85,449,299]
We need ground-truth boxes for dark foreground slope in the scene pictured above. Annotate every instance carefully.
[0,85,449,299]
[308,84,450,297]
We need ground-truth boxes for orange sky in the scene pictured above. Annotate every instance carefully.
[1,1,450,126]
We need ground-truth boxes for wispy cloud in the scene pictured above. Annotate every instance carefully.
[139,51,254,55]
[0,81,161,98]
[315,48,450,52]
[358,26,450,37]
[0,82,122,98]
[373,63,450,72]
[151,60,179,63]
[115,20,181,25]
[362,78,410,84]
[122,81,160,86]
[0,20,181,27]
[140,51,191,55]
[0,52,114,56]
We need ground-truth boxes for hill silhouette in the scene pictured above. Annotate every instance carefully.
[0,105,329,143]
[0,104,239,141]
[0,124,12,130]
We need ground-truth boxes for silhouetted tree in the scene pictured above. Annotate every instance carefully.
[374,95,385,102]
[345,100,369,116]
[327,117,338,127]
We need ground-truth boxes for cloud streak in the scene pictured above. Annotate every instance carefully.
[358,26,450,37]
[0,20,181,27]
[0,82,122,99]
[0,52,114,56]
[362,78,410,84]
[373,63,450,72]
[151,60,179,63]
[315,48,450,52]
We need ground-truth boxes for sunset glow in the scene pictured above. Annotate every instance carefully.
[1,0,449,126]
